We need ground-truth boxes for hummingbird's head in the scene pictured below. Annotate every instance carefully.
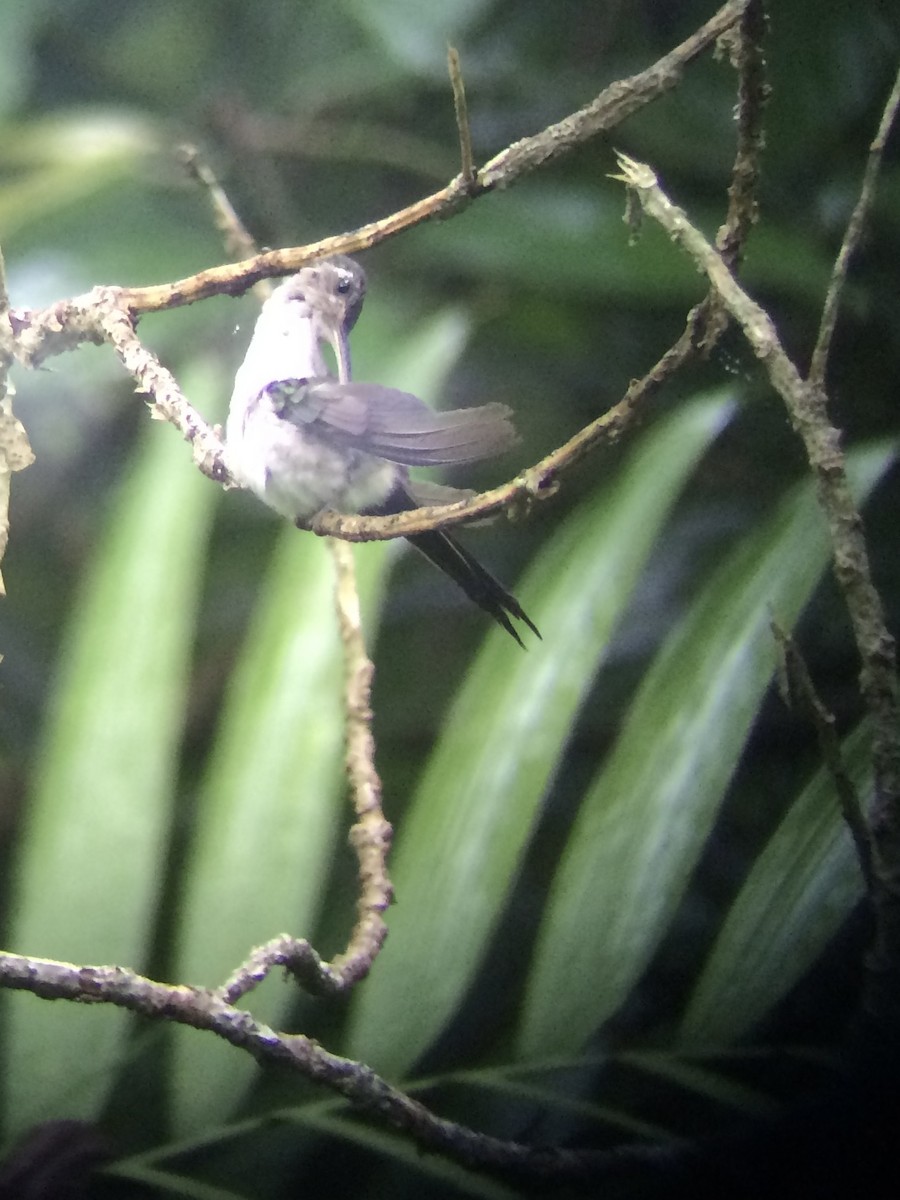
[321,256,367,333]
[272,257,367,382]
[275,257,367,335]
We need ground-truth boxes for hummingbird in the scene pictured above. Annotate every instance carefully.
[225,256,538,645]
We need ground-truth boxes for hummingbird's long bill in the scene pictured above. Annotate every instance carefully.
[329,314,354,386]
[224,257,539,645]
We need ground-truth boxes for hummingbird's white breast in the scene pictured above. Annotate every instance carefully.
[225,284,397,520]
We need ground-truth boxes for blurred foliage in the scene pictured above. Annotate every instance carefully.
[0,0,899,1196]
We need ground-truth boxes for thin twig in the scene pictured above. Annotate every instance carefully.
[715,0,767,269]
[0,248,37,597]
[685,0,768,354]
[772,620,874,889]
[95,297,227,481]
[808,63,900,387]
[326,277,392,985]
[614,150,900,1030]
[476,1,745,190]
[447,46,476,187]
[177,143,262,267]
[328,538,393,984]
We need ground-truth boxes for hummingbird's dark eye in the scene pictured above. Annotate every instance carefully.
[336,277,352,295]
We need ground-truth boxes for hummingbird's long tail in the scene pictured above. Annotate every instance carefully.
[407,526,540,647]
[372,484,538,646]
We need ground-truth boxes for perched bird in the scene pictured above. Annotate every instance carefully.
[225,256,538,644]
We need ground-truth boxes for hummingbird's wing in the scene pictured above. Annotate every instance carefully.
[263,378,518,466]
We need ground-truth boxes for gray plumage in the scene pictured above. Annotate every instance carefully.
[225,257,538,644]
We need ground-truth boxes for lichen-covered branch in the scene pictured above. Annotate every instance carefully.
[216,509,394,1004]
[0,248,35,596]
[8,1,746,333]
[0,949,667,1186]
[614,149,900,1032]
[773,621,874,890]
[328,539,393,983]
[809,64,900,387]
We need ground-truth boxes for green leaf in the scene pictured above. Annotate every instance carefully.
[1,359,224,1137]
[103,1164,249,1200]
[292,1109,521,1198]
[678,722,871,1046]
[461,1071,676,1142]
[617,1051,779,1118]
[517,443,893,1059]
[343,390,735,1078]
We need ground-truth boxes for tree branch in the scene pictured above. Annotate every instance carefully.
[7,0,746,337]
[447,46,476,188]
[328,539,393,983]
[0,249,35,597]
[773,620,874,890]
[0,950,670,1187]
[808,63,900,388]
[613,149,900,1032]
